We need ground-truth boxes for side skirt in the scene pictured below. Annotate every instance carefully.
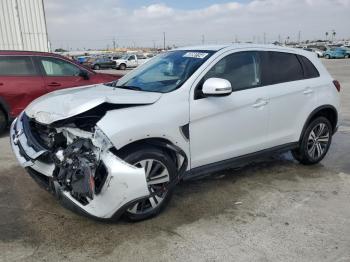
[184,142,299,181]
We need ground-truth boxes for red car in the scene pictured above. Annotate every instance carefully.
[0,51,121,132]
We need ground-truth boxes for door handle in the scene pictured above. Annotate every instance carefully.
[303,87,314,95]
[48,82,61,87]
[253,99,268,108]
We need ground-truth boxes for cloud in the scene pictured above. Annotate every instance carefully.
[44,0,350,50]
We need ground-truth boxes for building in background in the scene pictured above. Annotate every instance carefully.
[0,0,50,52]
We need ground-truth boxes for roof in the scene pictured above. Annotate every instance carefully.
[0,50,63,57]
[174,44,318,59]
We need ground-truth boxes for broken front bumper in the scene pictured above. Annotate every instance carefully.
[10,114,150,220]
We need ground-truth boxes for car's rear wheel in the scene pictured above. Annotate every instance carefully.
[93,64,100,70]
[0,109,7,134]
[292,117,332,165]
[325,54,331,59]
[119,64,126,70]
[122,146,177,221]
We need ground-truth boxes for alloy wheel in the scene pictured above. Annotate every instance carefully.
[307,123,330,160]
[127,159,170,215]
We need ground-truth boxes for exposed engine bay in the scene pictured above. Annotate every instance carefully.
[11,110,151,219]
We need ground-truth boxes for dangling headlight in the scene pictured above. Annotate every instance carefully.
[93,126,113,150]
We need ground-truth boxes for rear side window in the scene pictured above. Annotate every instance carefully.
[263,52,304,85]
[0,56,37,76]
[299,55,320,79]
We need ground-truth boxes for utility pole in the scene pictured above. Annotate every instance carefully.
[163,32,166,50]
[263,32,266,44]
[201,34,205,45]
[298,31,301,44]
[278,34,281,44]
[113,37,116,50]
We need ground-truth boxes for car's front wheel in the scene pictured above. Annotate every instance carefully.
[325,54,331,59]
[292,117,332,165]
[122,146,177,221]
[119,64,126,70]
[93,64,100,70]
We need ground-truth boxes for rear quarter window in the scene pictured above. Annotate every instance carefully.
[262,51,304,85]
[0,56,37,76]
[298,55,320,79]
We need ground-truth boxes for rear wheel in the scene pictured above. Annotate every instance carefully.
[292,117,332,165]
[0,109,7,134]
[325,54,331,59]
[93,64,100,70]
[122,147,177,221]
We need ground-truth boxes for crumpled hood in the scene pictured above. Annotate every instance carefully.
[25,84,162,124]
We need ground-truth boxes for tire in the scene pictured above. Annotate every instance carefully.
[119,64,126,70]
[0,109,7,134]
[325,55,331,59]
[122,146,177,221]
[292,117,332,165]
[346,54,350,59]
[93,64,100,70]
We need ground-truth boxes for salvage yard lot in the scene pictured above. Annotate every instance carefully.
[1,59,350,262]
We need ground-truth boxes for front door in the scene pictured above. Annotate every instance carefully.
[36,57,88,92]
[189,51,270,168]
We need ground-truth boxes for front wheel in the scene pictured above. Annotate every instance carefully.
[292,117,332,165]
[93,64,100,70]
[122,146,177,221]
[325,54,331,59]
[119,64,126,70]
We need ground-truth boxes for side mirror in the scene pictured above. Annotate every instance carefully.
[202,78,232,97]
[79,70,90,80]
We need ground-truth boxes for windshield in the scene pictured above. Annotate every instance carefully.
[111,50,214,93]
[120,54,130,59]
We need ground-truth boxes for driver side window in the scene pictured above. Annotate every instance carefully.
[202,51,261,92]
[40,57,81,76]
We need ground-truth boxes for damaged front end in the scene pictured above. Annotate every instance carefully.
[10,112,149,220]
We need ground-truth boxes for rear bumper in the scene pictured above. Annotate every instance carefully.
[10,114,150,220]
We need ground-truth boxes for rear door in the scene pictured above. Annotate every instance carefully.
[35,56,90,92]
[0,56,45,117]
[261,51,318,147]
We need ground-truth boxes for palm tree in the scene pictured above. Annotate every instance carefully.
[332,31,336,42]
[325,32,329,41]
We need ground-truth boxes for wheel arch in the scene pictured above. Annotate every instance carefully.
[299,105,338,141]
[112,137,188,173]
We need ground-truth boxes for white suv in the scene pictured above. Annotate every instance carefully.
[10,44,340,221]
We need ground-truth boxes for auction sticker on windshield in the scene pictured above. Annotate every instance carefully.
[183,52,209,59]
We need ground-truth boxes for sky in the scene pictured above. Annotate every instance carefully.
[44,0,350,50]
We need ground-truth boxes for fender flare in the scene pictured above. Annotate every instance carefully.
[299,105,338,141]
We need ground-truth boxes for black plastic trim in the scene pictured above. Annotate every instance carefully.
[184,142,298,180]
[299,105,338,141]
[180,124,190,140]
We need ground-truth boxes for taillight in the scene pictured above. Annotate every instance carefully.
[333,80,341,92]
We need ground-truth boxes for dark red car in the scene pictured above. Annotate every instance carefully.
[0,51,121,132]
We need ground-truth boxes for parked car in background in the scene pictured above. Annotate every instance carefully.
[115,54,149,70]
[10,45,340,221]
[303,48,324,58]
[85,57,117,70]
[0,51,121,133]
[75,56,90,64]
[324,48,348,59]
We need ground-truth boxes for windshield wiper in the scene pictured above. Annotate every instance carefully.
[113,85,143,91]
